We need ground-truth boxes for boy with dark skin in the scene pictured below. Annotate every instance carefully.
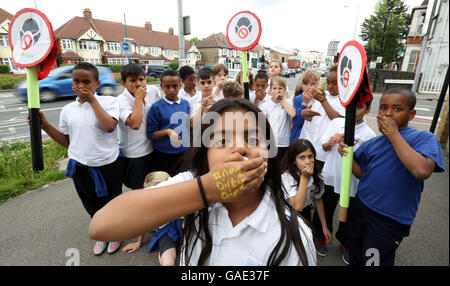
[339,88,445,266]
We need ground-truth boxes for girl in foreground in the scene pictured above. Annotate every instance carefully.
[89,98,316,266]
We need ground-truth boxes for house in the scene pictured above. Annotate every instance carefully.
[401,0,428,72]
[269,46,293,65]
[196,33,258,69]
[185,44,203,70]
[0,8,25,73]
[54,8,191,66]
[417,0,449,94]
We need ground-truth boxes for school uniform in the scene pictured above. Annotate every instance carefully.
[348,127,445,266]
[212,87,224,102]
[178,88,202,117]
[299,91,345,163]
[282,171,325,222]
[161,171,317,266]
[290,93,307,142]
[146,96,190,176]
[249,90,271,107]
[118,85,160,189]
[312,118,376,245]
[59,94,123,217]
[259,97,294,160]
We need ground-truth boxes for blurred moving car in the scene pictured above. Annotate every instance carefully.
[143,64,172,78]
[282,68,296,78]
[15,65,117,102]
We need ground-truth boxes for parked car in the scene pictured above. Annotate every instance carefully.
[143,64,172,78]
[15,65,117,102]
[282,68,295,78]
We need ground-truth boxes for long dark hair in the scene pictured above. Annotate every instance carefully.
[281,139,324,195]
[179,98,313,266]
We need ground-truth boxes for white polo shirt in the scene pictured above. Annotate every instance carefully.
[299,92,345,161]
[249,91,271,108]
[147,171,316,265]
[59,94,119,167]
[320,118,376,197]
[117,85,160,158]
[178,88,202,118]
[259,97,294,147]
[281,171,325,207]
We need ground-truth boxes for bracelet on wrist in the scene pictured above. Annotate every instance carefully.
[197,176,209,209]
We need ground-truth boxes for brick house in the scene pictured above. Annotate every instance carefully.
[196,33,258,69]
[0,8,25,73]
[54,8,191,66]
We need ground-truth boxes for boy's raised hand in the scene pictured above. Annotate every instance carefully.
[337,142,348,157]
[377,115,398,137]
[132,84,147,100]
[73,86,95,102]
[328,133,344,147]
[255,89,266,101]
[203,150,267,204]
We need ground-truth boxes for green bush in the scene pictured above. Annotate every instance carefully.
[168,62,179,70]
[0,65,10,74]
[0,140,68,204]
[97,64,124,73]
[0,75,26,89]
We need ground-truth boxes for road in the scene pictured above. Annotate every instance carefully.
[0,74,440,145]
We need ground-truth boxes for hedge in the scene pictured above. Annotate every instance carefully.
[0,75,26,89]
[0,65,10,74]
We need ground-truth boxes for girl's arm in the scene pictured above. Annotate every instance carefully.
[288,175,309,212]
[314,197,332,243]
[378,115,436,180]
[89,156,267,242]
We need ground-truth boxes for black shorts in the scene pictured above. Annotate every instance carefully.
[122,152,154,189]
[158,233,179,256]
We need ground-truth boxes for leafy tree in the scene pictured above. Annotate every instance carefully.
[168,62,179,70]
[187,37,200,45]
[360,0,410,65]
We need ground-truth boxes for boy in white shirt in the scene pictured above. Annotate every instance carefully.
[117,64,160,191]
[259,76,296,160]
[178,65,202,115]
[34,62,123,256]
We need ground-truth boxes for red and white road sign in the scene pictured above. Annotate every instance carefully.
[226,11,262,51]
[9,8,55,68]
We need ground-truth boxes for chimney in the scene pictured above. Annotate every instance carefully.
[83,8,92,20]
[168,27,174,35]
[145,21,152,32]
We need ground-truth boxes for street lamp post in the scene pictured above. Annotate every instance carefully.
[344,5,360,40]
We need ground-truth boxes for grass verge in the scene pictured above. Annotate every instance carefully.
[0,140,68,204]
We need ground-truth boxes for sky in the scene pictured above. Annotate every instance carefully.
[3,0,424,55]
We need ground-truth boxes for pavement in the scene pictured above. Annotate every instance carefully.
[0,150,448,266]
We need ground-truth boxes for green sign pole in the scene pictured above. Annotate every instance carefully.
[27,66,44,171]
[241,50,249,100]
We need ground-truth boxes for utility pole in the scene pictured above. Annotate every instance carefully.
[178,0,185,67]
[124,14,130,64]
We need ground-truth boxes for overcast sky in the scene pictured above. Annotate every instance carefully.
[4,0,424,54]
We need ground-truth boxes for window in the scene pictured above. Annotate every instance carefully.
[150,47,160,55]
[108,58,128,65]
[0,58,25,72]
[222,49,229,56]
[416,12,426,34]
[79,40,99,50]
[139,46,145,54]
[107,42,120,51]
[61,39,72,50]
[0,35,9,47]
[165,50,174,57]
[83,58,101,65]
[407,50,419,72]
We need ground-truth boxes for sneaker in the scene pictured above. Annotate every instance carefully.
[107,241,121,254]
[315,238,328,257]
[341,246,350,265]
[93,241,107,256]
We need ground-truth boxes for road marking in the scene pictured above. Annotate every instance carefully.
[8,127,15,133]
[414,107,431,112]
[414,115,433,120]
[20,107,64,114]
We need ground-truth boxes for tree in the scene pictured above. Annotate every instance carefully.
[360,0,410,65]
[187,37,200,45]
